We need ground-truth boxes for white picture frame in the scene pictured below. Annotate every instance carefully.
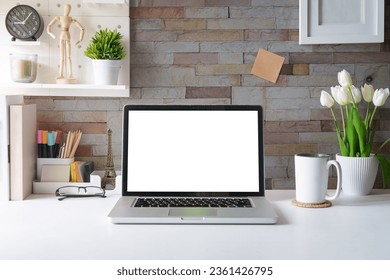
[299,0,385,45]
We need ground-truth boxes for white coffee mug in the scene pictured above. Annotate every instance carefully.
[295,154,342,204]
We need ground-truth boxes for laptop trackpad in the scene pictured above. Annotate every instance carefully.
[169,208,218,217]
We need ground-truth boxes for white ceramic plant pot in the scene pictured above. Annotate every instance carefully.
[92,59,121,85]
[336,154,379,196]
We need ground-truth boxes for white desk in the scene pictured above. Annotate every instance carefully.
[0,190,389,260]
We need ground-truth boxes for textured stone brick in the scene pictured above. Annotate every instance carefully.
[185,7,228,18]
[293,64,309,75]
[131,7,184,19]
[355,64,390,89]
[288,30,299,41]
[63,112,107,123]
[265,144,318,156]
[299,132,338,144]
[142,87,186,99]
[186,87,231,98]
[244,29,289,41]
[252,0,298,7]
[205,0,251,6]
[265,121,321,133]
[38,122,108,134]
[218,53,243,64]
[280,64,293,75]
[173,53,218,65]
[74,145,93,157]
[138,0,205,6]
[266,109,311,121]
[163,98,230,105]
[178,30,243,41]
[207,18,275,30]
[37,112,63,123]
[268,41,313,52]
[130,19,163,30]
[131,66,196,87]
[196,64,252,75]
[287,76,337,87]
[54,99,120,111]
[265,87,310,99]
[242,75,288,87]
[290,52,333,64]
[196,75,241,86]
[131,30,177,41]
[333,52,390,63]
[131,42,199,53]
[264,132,299,144]
[131,53,174,65]
[163,19,207,30]
[200,41,267,52]
[312,44,380,52]
[231,87,265,105]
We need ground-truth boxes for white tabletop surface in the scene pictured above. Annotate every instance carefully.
[0,190,389,260]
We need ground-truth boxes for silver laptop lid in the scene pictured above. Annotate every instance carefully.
[121,105,265,198]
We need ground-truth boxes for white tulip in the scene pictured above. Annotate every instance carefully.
[338,69,353,87]
[373,88,390,107]
[320,90,334,108]
[331,85,350,106]
[350,85,362,104]
[361,83,374,103]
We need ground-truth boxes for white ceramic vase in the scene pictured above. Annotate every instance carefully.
[336,154,379,196]
[92,59,121,85]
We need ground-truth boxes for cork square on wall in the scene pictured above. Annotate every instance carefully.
[251,49,285,83]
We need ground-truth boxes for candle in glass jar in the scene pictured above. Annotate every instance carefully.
[9,54,38,83]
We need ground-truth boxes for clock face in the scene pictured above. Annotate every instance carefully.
[5,5,44,41]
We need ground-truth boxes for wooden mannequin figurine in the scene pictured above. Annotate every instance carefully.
[47,4,84,84]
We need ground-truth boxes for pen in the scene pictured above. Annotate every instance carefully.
[37,130,43,158]
[55,130,62,157]
[47,131,55,158]
[42,130,48,158]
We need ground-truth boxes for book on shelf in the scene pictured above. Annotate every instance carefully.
[70,161,95,183]
[10,104,37,201]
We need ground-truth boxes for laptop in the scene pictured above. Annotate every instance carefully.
[108,105,278,224]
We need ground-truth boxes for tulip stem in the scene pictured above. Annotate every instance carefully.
[375,138,390,156]
[364,102,371,127]
[369,106,378,129]
[340,104,346,141]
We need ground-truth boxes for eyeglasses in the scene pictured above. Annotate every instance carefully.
[55,186,106,201]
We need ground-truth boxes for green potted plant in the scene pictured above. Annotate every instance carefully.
[320,69,390,195]
[84,28,126,85]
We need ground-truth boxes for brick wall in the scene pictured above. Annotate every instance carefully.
[31,0,390,189]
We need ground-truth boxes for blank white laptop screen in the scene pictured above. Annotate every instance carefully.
[127,110,259,192]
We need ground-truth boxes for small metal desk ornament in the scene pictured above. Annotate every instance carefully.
[101,129,116,190]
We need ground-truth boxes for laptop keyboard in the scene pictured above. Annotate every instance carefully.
[134,197,252,208]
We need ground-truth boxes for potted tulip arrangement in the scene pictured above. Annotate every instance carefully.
[320,69,389,195]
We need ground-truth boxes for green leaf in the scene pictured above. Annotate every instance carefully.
[337,131,349,156]
[351,107,368,156]
[375,155,390,188]
[345,107,358,156]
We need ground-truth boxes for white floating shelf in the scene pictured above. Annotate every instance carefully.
[0,83,129,97]
[83,0,128,4]
[10,41,41,46]
[0,41,42,47]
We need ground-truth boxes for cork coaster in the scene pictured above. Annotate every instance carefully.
[291,200,332,208]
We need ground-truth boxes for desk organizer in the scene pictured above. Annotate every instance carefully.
[37,157,74,181]
[33,170,102,194]
[32,171,122,194]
